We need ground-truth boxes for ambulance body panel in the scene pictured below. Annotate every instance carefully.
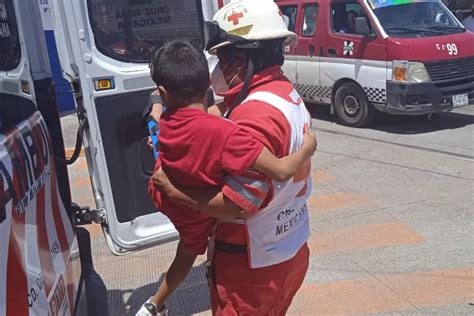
[277,0,474,127]
[1,0,226,314]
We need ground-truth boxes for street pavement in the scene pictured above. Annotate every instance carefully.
[63,105,474,315]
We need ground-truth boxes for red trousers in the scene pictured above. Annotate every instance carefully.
[210,243,309,315]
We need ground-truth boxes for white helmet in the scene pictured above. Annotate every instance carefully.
[207,0,297,54]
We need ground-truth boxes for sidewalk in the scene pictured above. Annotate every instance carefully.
[64,109,474,315]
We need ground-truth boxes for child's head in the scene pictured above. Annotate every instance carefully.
[151,40,210,108]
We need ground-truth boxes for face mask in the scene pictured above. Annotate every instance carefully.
[211,56,240,96]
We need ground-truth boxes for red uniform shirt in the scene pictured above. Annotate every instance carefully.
[148,107,263,255]
[217,65,293,245]
[210,66,310,315]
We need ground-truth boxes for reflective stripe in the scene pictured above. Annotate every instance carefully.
[226,177,264,209]
[234,175,270,192]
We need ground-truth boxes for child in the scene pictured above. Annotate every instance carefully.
[137,40,316,315]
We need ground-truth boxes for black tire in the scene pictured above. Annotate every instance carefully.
[334,82,375,127]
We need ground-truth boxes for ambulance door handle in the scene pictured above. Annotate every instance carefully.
[309,45,315,57]
[328,48,337,57]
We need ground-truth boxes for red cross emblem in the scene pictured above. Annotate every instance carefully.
[227,10,244,25]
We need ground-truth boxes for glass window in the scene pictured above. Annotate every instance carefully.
[302,4,319,37]
[0,0,21,71]
[87,0,204,63]
[331,2,367,34]
[280,5,297,32]
[371,1,464,38]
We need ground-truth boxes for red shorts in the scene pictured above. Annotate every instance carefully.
[210,243,309,316]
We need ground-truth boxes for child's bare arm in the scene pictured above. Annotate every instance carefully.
[252,131,317,182]
[152,168,251,219]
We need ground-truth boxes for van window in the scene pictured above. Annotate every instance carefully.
[0,94,36,134]
[331,2,366,34]
[87,0,204,63]
[302,4,319,37]
[280,5,297,32]
[371,2,464,38]
[0,0,21,71]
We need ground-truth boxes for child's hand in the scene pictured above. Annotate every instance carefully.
[152,167,175,197]
[150,90,164,122]
[302,130,317,157]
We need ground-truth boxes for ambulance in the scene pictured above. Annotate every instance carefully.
[0,0,229,314]
[276,0,474,126]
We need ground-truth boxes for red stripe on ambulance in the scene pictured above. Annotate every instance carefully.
[6,170,28,316]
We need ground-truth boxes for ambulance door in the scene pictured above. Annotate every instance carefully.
[51,0,209,254]
[0,0,35,108]
[294,1,324,104]
[279,2,299,84]
[321,1,387,99]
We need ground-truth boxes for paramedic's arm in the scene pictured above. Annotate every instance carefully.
[253,131,316,182]
[152,169,268,219]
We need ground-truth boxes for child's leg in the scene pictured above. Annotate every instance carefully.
[150,241,198,310]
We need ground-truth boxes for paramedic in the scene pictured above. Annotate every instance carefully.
[149,0,314,314]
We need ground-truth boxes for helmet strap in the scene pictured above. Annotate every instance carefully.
[225,58,255,119]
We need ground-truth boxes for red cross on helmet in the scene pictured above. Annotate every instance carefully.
[207,0,296,54]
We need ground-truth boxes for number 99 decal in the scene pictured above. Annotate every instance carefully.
[446,43,458,55]
[435,43,458,55]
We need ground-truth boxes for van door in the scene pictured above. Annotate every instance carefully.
[280,2,300,84]
[51,0,213,254]
[322,1,387,104]
[294,1,325,104]
[0,0,35,107]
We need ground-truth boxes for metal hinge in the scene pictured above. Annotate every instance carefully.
[72,204,106,226]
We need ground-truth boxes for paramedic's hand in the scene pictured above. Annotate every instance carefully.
[302,130,317,157]
[152,167,175,197]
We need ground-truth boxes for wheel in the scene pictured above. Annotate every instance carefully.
[334,82,375,127]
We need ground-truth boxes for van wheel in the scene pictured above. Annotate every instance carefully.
[334,83,375,127]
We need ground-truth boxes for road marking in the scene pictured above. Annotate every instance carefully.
[64,148,85,160]
[71,176,90,189]
[312,170,335,185]
[308,192,369,211]
[291,267,474,315]
[309,222,423,254]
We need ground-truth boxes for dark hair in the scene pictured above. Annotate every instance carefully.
[218,38,285,73]
[248,39,285,72]
[151,40,209,106]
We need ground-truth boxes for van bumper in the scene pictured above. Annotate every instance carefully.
[375,81,474,115]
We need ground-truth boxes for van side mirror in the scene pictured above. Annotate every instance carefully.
[355,17,370,36]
